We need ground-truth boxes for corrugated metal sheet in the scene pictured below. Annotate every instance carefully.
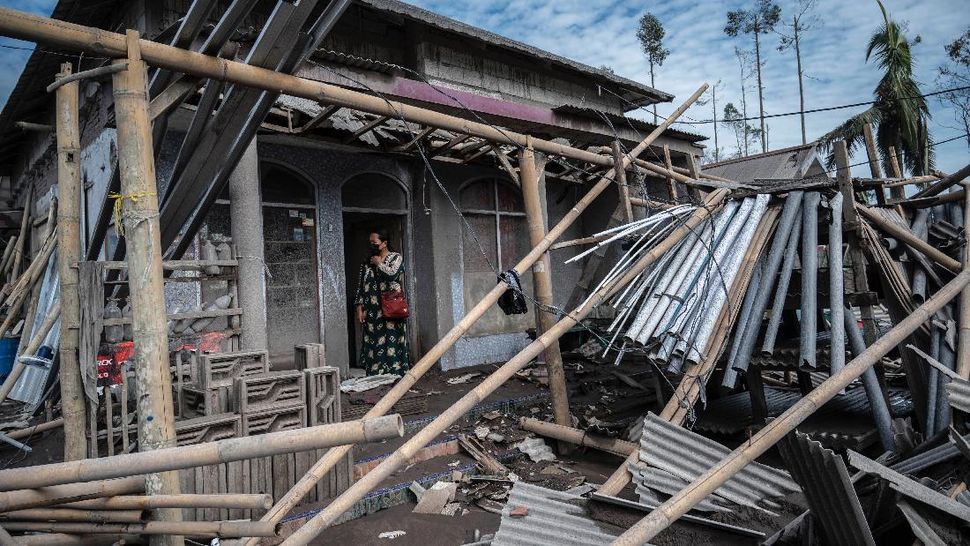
[777,431,875,545]
[639,414,800,512]
[629,465,732,513]
[695,387,913,437]
[491,482,623,546]
[702,143,825,184]
[946,378,970,413]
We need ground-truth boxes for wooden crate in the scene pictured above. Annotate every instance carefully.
[236,371,305,415]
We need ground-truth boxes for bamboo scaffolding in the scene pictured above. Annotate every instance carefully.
[246,85,711,540]
[610,269,970,545]
[0,508,144,523]
[279,190,730,545]
[58,494,272,511]
[959,183,970,379]
[54,62,87,460]
[0,478,144,512]
[0,415,402,491]
[0,520,277,538]
[16,534,141,546]
[0,7,702,187]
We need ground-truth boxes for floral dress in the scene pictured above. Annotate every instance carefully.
[354,252,411,376]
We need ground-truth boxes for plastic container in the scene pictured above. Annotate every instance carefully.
[0,337,20,380]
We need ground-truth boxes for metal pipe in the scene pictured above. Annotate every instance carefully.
[248,85,712,539]
[58,494,272,511]
[761,210,802,354]
[843,309,896,452]
[4,417,63,440]
[0,478,144,512]
[0,508,144,523]
[0,415,403,491]
[911,209,930,304]
[799,192,821,369]
[928,324,942,434]
[828,194,846,375]
[0,520,277,538]
[0,7,705,186]
[278,191,730,546]
[0,433,30,453]
[729,192,805,378]
[857,204,961,273]
[519,417,636,457]
[610,270,970,546]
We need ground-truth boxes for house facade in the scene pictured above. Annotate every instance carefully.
[0,0,706,373]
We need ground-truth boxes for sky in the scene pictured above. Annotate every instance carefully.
[0,0,967,174]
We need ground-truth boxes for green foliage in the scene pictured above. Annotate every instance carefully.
[724,0,782,37]
[637,12,669,68]
[820,1,933,174]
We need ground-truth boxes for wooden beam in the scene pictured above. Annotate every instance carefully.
[343,115,390,144]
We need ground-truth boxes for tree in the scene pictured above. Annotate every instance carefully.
[820,1,933,175]
[776,0,820,145]
[725,0,782,153]
[937,26,970,149]
[637,12,670,123]
[724,102,762,158]
[734,47,755,156]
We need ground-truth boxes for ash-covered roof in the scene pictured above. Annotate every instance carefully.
[702,142,828,184]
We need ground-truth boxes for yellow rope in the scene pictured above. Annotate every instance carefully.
[108,191,156,237]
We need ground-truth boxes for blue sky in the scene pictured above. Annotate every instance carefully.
[1,0,967,174]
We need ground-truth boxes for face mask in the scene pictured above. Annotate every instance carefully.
[369,242,381,255]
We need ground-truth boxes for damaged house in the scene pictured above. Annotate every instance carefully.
[0,0,704,372]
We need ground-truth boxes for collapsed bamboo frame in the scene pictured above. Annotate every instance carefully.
[610,269,970,545]
[279,190,730,545]
[0,415,403,491]
[57,494,272,511]
[0,478,144,512]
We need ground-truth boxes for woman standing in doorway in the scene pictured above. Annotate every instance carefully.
[354,230,411,376]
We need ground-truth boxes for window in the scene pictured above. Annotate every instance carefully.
[459,178,533,336]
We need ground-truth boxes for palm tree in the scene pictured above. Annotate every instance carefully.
[820,1,932,175]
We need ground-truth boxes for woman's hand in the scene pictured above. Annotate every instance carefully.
[356,305,365,324]
[369,255,382,267]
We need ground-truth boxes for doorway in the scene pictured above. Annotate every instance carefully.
[341,173,412,370]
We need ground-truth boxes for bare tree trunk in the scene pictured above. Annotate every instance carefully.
[754,29,767,153]
[794,17,806,145]
[712,85,719,161]
[739,58,749,156]
[650,62,657,124]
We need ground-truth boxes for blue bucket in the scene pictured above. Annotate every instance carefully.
[0,337,19,380]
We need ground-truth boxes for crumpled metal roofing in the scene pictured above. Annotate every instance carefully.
[946,378,970,413]
[695,387,913,438]
[629,465,731,513]
[777,431,875,546]
[491,481,623,546]
[702,143,826,184]
[639,414,800,512]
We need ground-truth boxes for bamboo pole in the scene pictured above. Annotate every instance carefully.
[0,524,14,546]
[662,144,678,200]
[0,237,16,283]
[58,494,272,511]
[0,7,704,187]
[911,163,970,200]
[612,141,634,223]
[279,190,730,546]
[111,33,183,545]
[0,520,277,538]
[856,205,961,272]
[610,269,970,545]
[519,417,635,457]
[245,84,711,540]
[0,508,144,523]
[0,415,402,491]
[55,62,87,461]
[16,534,141,546]
[0,478,144,512]
[958,183,970,380]
[4,418,63,441]
[862,123,886,205]
[520,143,570,446]
[0,302,60,405]
[0,229,56,337]
[9,186,31,280]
